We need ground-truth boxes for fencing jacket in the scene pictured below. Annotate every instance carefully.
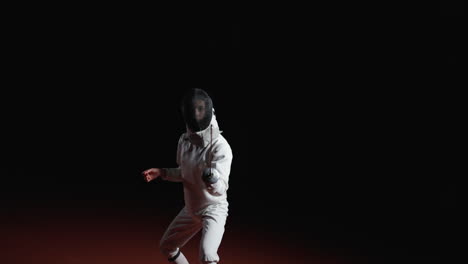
[162,114,232,215]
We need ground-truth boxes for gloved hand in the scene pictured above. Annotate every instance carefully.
[202,168,219,184]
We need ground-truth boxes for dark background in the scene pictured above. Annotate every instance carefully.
[1,6,461,264]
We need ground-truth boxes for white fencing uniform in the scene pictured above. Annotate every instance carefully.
[160,114,232,264]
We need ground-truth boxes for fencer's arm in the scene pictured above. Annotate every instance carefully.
[160,134,184,183]
[160,167,183,182]
[207,143,233,195]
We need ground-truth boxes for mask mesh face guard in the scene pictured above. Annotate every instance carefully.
[181,88,213,132]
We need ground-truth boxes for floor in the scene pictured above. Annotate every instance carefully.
[1,200,377,264]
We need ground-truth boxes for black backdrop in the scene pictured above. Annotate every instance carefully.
[1,13,461,264]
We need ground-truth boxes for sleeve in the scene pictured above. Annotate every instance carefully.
[161,134,184,182]
[207,141,233,196]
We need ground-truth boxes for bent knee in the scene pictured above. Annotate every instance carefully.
[159,240,177,256]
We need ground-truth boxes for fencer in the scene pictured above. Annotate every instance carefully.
[142,88,233,264]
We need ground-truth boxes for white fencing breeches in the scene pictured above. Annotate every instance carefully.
[160,205,228,263]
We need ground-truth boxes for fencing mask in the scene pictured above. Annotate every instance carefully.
[181,88,213,132]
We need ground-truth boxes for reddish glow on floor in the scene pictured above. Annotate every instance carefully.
[1,206,368,264]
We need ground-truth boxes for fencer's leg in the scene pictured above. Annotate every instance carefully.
[167,249,189,264]
[199,214,227,264]
[160,207,202,264]
[200,261,217,264]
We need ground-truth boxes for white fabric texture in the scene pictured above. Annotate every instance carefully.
[160,113,232,263]
[163,114,232,214]
[160,206,228,263]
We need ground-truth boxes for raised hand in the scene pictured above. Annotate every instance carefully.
[142,168,163,182]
